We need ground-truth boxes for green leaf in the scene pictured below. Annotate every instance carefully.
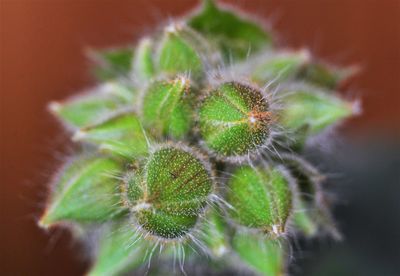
[39,156,125,227]
[73,113,150,159]
[156,24,205,78]
[88,221,149,276]
[104,81,138,103]
[49,84,131,129]
[292,199,318,237]
[142,76,193,139]
[189,0,272,60]
[199,82,271,158]
[232,231,285,276]
[249,50,309,84]
[124,145,213,239]
[296,62,355,89]
[200,210,229,258]
[89,47,134,80]
[133,37,155,82]
[280,87,354,135]
[227,165,292,235]
[283,154,341,239]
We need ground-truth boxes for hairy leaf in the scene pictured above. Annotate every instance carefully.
[39,156,124,227]
[73,113,150,159]
[232,231,285,276]
[189,0,272,59]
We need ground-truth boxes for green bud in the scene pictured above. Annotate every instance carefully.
[88,47,134,81]
[133,37,155,82]
[88,221,149,276]
[73,113,150,159]
[141,76,193,139]
[279,87,354,135]
[156,24,206,78]
[49,83,132,129]
[123,145,213,240]
[189,0,272,60]
[227,165,292,236]
[232,231,285,276]
[39,156,125,228]
[199,82,272,159]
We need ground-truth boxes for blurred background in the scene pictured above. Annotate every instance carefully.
[1,0,399,275]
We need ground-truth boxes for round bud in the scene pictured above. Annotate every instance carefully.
[226,165,292,236]
[123,145,213,240]
[199,82,272,160]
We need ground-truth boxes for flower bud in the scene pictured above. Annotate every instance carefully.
[141,76,192,139]
[227,165,292,236]
[199,82,272,160]
[124,145,213,240]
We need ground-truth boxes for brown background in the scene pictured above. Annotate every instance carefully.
[1,0,399,275]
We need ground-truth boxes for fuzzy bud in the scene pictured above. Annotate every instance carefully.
[227,165,292,236]
[141,76,193,139]
[123,145,213,240]
[199,82,272,160]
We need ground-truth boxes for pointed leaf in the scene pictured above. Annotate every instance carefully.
[280,87,354,135]
[232,231,285,276]
[89,47,134,80]
[296,62,356,89]
[39,156,125,227]
[73,113,150,159]
[103,81,138,103]
[88,221,149,276]
[156,24,205,78]
[49,84,132,129]
[142,76,192,138]
[133,37,155,82]
[292,200,318,237]
[200,210,229,258]
[284,155,341,239]
[249,50,309,84]
[189,0,272,59]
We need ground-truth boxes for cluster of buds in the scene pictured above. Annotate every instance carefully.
[40,1,357,275]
